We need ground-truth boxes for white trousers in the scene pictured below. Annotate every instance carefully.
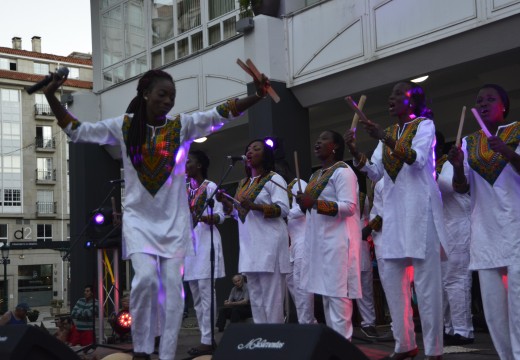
[286,258,315,324]
[245,269,286,324]
[441,250,473,338]
[130,253,184,360]
[189,279,216,345]
[357,269,377,327]
[322,295,354,340]
[479,264,520,360]
[379,233,443,356]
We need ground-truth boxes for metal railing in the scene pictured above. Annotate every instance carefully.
[36,201,57,215]
[34,104,54,116]
[35,137,56,150]
[35,169,57,182]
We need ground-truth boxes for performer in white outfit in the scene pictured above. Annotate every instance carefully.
[43,69,271,360]
[286,178,316,324]
[297,130,362,340]
[218,139,291,324]
[435,134,474,345]
[345,81,447,360]
[449,84,520,360]
[184,150,225,356]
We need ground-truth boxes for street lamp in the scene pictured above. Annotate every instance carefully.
[1,243,10,314]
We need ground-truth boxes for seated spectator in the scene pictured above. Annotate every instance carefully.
[0,303,29,325]
[54,316,73,343]
[70,284,98,346]
[215,274,252,332]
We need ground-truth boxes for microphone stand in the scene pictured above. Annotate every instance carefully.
[194,158,240,354]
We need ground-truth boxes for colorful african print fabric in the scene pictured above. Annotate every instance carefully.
[382,118,424,182]
[287,179,298,207]
[305,162,348,216]
[466,122,520,186]
[122,115,181,196]
[234,171,278,223]
[435,154,448,178]
[187,180,209,227]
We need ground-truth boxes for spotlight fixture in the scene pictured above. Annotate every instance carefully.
[112,310,132,335]
[264,137,276,148]
[410,75,429,83]
[193,137,207,143]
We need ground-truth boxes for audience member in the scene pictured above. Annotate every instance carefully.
[215,275,252,332]
[0,302,29,325]
[70,285,98,346]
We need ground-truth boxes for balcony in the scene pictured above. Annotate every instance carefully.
[35,169,57,184]
[34,104,55,119]
[36,201,57,217]
[35,137,56,152]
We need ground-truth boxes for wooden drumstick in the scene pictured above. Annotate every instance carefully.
[222,192,241,206]
[471,108,492,137]
[345,96,370,124]
[350,95,367,130]
[293,151,302,193]
[269,179,291,195]
[455,106,466,147]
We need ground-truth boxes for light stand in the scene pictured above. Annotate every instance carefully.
[194,158,240,354]
[1,243,10,314]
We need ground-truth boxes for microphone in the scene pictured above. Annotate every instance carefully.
[227,155,247,162]
[109,179,125,184]
[26,67,69,94]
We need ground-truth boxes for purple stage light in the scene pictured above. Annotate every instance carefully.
[264,138,275,148]
[94,213,105,225]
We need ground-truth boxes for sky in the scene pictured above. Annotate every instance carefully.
[0,0,92,56]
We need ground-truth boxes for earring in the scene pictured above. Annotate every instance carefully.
[144,96,148,100]
[332,149,336,154]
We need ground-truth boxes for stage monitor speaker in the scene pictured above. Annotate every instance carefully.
[212,323,369,360]
[0,325,80,360]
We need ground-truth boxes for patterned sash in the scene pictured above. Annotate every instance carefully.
[187,180,209,227]
[383,118,425,182]
[287,179,298,207]
[122,115,181,196]
[466,122,519,185]
[435,154,448,179]
[234,172,276,223]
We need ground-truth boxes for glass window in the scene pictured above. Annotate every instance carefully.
[192,31,203,53]
[208,0,235,20]
[37,158,53,180]
[0,58,9,70]
[223,17,236,40]
[68,67,80,79]
[18,264,53,307]
[177,0,201,34]
[2,156,21,174]
[0,224,7,240]
[4,189,21,206]
[152,0,174,45]
[36,126,53,148]
[164,43,176,64]
[178,37,189,58]
[209,23,221,46]
[37,190,54,214]
[34,63,49,75]
[2,123,20,141]
[37,224,53,241]
[125,0,146,58]
[102,5,124,67]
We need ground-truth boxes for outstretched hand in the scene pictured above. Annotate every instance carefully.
[253,73,270,98]
[43,71,68,96]
[344,129,357,154]
[360,118,384,140]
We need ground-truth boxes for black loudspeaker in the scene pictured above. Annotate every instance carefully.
[213,324,370,360]
[0,325,80,360]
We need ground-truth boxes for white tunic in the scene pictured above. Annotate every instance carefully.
[460,123,520,270]
[234,173,291,274]
[437,161,471,255]
[287,179,308,262]
[65,109,237,260]
[184,180,226,280]
[369,178,384,260]
[301,165,362,298]
[360,118,447,259]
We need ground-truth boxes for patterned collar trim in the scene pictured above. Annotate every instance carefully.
[235,172,276,223]
[305,162,348,200]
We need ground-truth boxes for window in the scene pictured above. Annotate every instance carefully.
[37,158,54,180]
[0,224,7,241]
[0,58,16,71]
[68,67,80,79]
[177,0,201,34]
[2,155,21,174]
[3,189,21,207]
[34,63,49,75]
[36,126,54,148]
[34,94,52,115]
[209,0,234,20]
[37,224,52,241]
[37,190,54,214]
[152,0,174,45]
[18,264,53,307]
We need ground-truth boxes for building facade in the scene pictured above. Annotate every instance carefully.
[0,36,92,312]
[70,0,520,304]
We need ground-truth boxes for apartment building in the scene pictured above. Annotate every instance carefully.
[0,36,93,311]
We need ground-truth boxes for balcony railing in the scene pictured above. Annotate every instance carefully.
[35,169,57,183]
[36,201,57,216]
[35,137,56,150]
[34,104,54,116]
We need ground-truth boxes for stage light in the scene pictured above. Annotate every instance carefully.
[264,137,276,148]
[411,75,429,83]
[112,310,132,335]
[193,137,207,143]
[91,207,112,226]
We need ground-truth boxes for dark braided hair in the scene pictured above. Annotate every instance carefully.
[125,70,175,168]
[401,81,434,119]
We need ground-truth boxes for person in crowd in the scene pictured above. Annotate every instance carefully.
[345,81,446,360]
[217,139,290,324]
[43,68,270,360]
[54,316,73,344]
[215,274,252,331]
[70,285,98,346]
[296,130,362,340]
[435,132,474,346]
[184,149,226,356]
[0,302,29,325]
[286,175,316,324]
[448,84,520,360]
